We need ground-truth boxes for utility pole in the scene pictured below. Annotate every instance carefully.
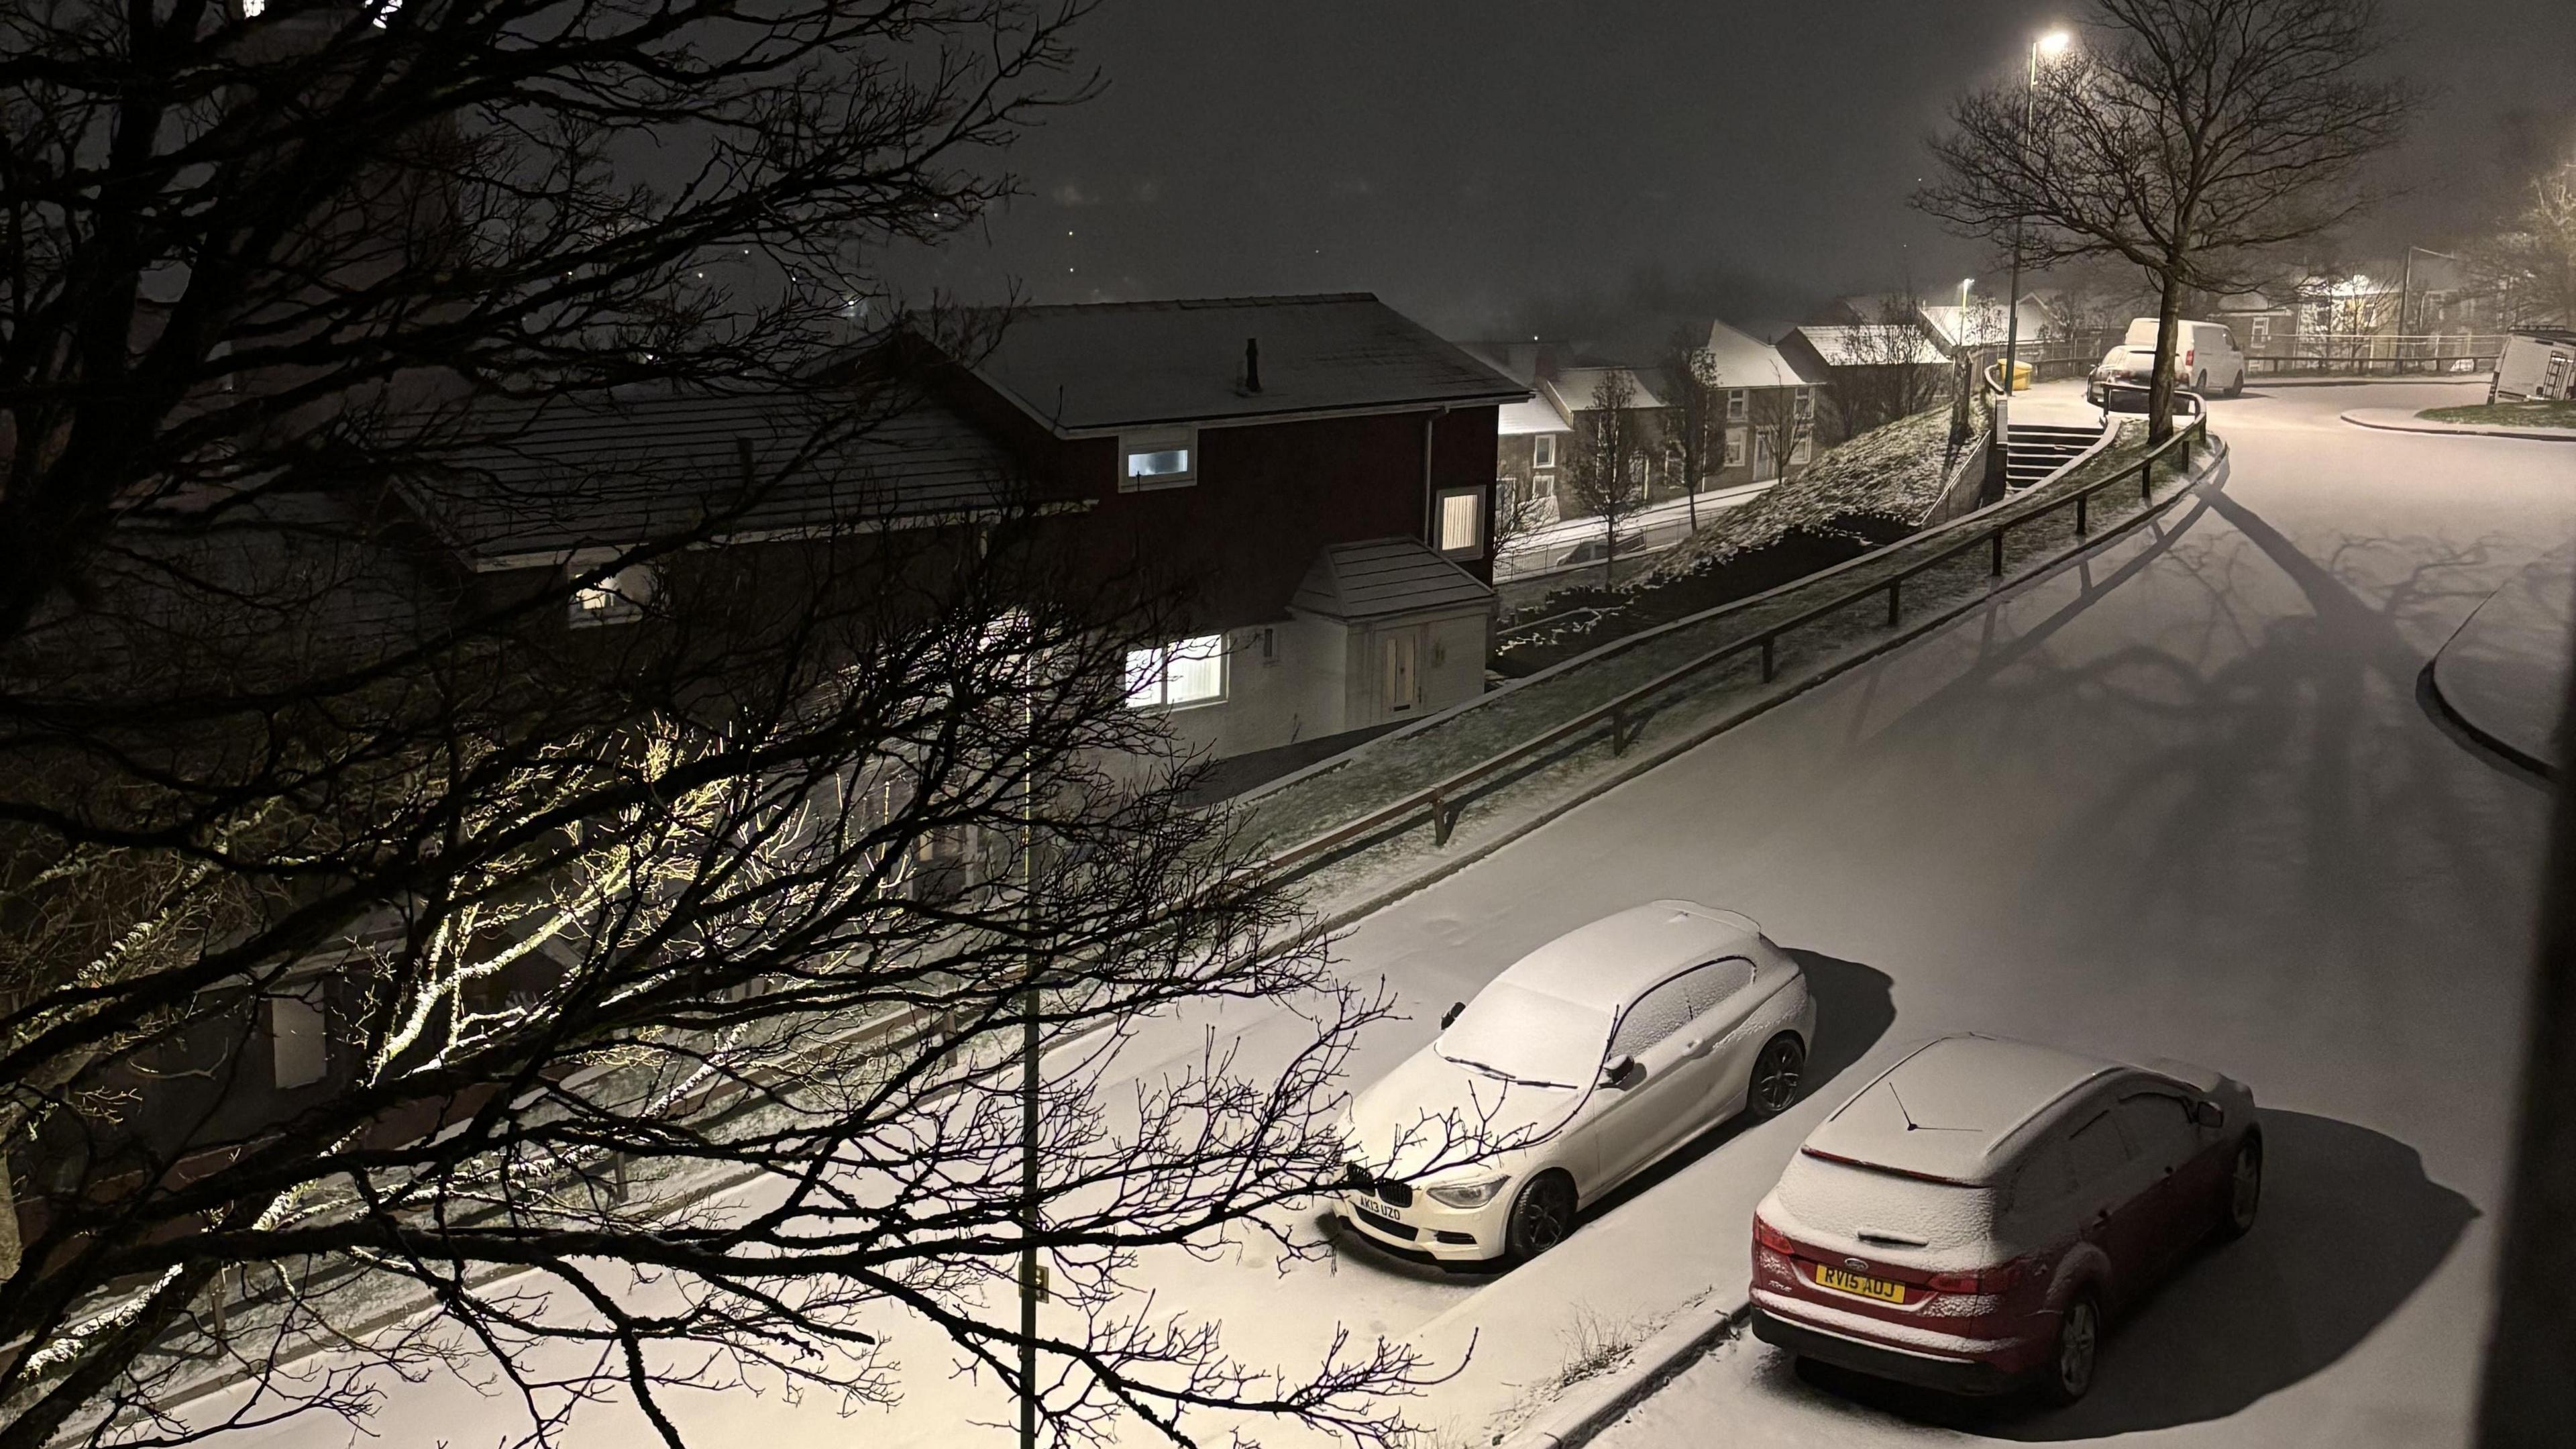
[1018,653,1043,1449]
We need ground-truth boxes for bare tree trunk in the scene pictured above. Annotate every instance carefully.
[2147,266,2185,443]
[2474,636,2576,1446]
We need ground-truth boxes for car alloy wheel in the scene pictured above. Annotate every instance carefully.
[1506,1172,1577,1263]
[2046,1295,2101,1406]
[1748,1034,1807,1119]
[2219,1132,2263,1240]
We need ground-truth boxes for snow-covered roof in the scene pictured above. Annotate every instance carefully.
[1788,325,1949,368]
[423,385,1015,566]
[1803,1034,2122,1185]
[1543,365,1668,413]
[1498,395,1573,435]
[1290,538,1493,621]
[960,294,1527,436]
[1701,319,1819,388]
[1491,901,1764,1013]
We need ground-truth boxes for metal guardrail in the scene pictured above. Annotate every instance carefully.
[1260,411,2211,872]
[2247,352,2498,378]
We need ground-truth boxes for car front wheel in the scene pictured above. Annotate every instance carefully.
[1505,1171,1578,1263]
[2217,1130,2262,1240]
[2042,1293,2101,1406]
[1748,1033,1807,1120]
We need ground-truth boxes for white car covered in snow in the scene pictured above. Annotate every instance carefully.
[1338,901,1816,1264]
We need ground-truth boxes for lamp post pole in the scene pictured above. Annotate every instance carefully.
[2002,32,2072,409]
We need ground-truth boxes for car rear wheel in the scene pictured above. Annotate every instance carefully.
[2194,369,2208,394]
[1748,1033,1807,1120]
[2042,1293,2101,1406]
[1505,1171,1578,1263]
[2226,368,2246,398]
[2217,1130,2262,1240]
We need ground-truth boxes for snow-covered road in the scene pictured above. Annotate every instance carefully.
[225,379,2572,1449]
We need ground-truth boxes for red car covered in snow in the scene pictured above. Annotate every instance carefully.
[1748,1034,2261,1404]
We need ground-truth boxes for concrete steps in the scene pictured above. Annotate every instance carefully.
[2002,423,2102,492]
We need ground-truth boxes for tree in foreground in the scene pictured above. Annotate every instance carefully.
[1916,0,2414,439]
[0,2,1442,1445]
[1562,370,1648,588]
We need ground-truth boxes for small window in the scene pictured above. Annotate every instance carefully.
[2249,316,2271,344]
[1120,428,1197,490]
[2112,1093,2197,1169]
[1436,486,1483,557]
[1723,427,1747,468]
[1790,435,1813,466]
[270,990,328,1090]
[1726,388,1748,422]
[1532,434,1558,470]
[570,562,656,627]
[1793,387,1814,419]
[1124,633,1225,710]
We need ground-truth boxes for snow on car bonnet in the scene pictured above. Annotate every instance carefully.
[1436,982,1609,1089]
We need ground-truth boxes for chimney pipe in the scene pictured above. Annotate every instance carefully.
[1243,337,1262,393]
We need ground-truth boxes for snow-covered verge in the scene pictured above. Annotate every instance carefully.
[1234,419,2200,920]
[1640,398,1991,586]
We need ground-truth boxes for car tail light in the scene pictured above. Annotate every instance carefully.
[1752,1216,1797,1256]
[2184,347,2197,368]
[1927,1259,2025,1295]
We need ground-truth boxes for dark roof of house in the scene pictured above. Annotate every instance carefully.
[2511,327,2576,345]
[959,294,1527,435]
[415,386,1019,566]
[1291,538,1493,621]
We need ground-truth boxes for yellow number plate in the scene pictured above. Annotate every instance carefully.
[1813,1265,1909,1304]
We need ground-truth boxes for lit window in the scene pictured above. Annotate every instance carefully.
[1120,427,1197,490]
[1724,427,1747,468]
[1726,389,1748,421]
[1532,434,1558,470]
[1124,634,1226,709]
[1790,435,1813,466]
[1437,487,1483,557]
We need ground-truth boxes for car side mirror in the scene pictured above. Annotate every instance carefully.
[2191,1100,2226,1129]
[1600,1055,1644,1089]
[1439,1001,1465,1030]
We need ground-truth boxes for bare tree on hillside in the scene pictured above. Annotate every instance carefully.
[1824,292,1949,439]
[0,3,1459,1446]
[1916,0,2415,439]
[1563,370,1647,587]
[1658,327,1723,533]
[1743,385,1816,485]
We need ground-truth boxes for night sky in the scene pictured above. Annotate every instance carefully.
[884,0,2576,339]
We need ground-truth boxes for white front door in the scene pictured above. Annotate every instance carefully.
[1380,629,1421,716]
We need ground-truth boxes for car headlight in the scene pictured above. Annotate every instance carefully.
[1425,1176,1509,1209]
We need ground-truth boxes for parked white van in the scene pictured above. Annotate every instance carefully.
[2088,318,2246,402]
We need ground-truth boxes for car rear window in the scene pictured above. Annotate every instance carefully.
[1774,1152,2000,1251]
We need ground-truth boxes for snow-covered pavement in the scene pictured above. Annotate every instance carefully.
[223,378,2571,1449]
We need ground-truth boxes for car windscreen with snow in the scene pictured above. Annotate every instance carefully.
[1435,982,1610,1090]
[1773,1151,2001,1252]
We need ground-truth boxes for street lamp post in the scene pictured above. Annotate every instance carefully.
[2001,30,2073,411]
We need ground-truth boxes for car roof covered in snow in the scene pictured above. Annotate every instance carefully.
[1492,901,1766,1012]
[1803,1034,2125,1185]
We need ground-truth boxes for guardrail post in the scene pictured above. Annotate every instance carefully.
[1760,636,1776,682]
[1886,579,1901,628]
[1432,794,1456,847]
[2139,456,2152,504]
[1990,529,2005,578]
[1610,706,1629,756]
[2076,492,2088,535]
